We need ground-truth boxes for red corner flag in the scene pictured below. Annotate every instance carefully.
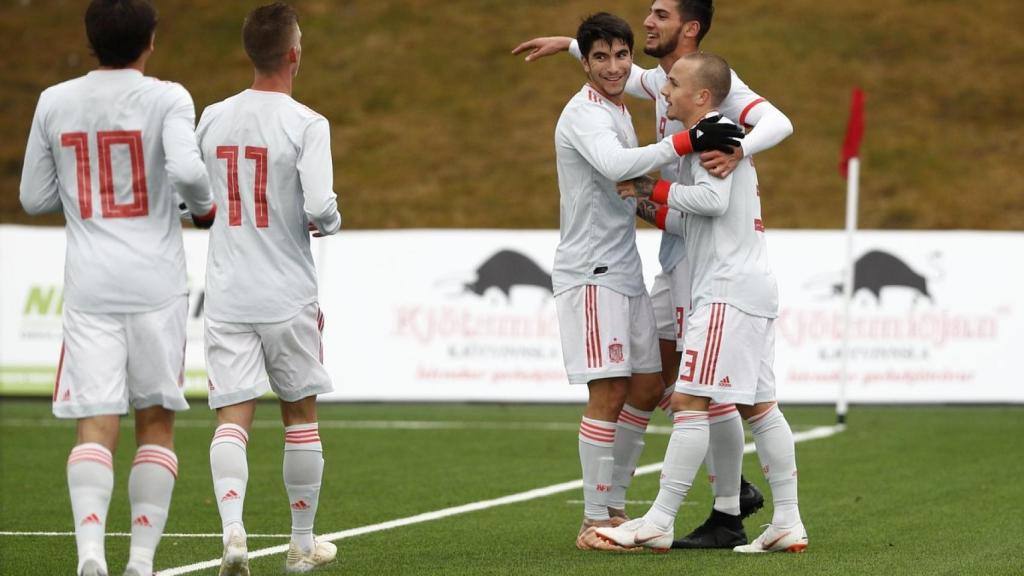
[839,88,864,178]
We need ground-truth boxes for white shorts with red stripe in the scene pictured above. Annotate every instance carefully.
[205,302,333,409]
[555,285,661,385]
[650,266,692,344]
[52,296,189,419]
[676,302,776,405]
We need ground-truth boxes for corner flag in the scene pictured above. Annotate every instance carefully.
[839,88,864,178]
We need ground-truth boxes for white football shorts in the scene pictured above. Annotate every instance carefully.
[205,302,333,408]
[52,296,189,419]
[555,285,661,385]
[650,266,692,344]
[676,302,776,406]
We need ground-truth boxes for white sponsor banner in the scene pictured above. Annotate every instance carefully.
[1,225,1021,403]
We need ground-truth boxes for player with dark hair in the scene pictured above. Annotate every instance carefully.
[597,51,807,554]
[196,2,341,573]
[19,1,216,574]
[548,12,743,551]
[514,0,793,549]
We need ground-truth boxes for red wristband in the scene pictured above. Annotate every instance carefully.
[192,203,217,226]
[671,131,693,156]
[655,205,669,230]
[651,180,671,204]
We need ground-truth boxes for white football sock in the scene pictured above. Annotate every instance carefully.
[707,403,744,516]
[67,443,114,576]
[749,404,802,528]
[210,424,249,544]
[284,423,324,553]
[126,445,177,575]
[609,405,651,510]
[645,411,709,531]
[578,417,616,521]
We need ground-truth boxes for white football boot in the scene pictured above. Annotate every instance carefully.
[219,526,250,576]
[285,538,337,573]
[79,558,108,576]
[594,517,672,553]
[734,522,808,553]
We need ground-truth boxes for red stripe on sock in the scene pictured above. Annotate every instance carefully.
[68,455,113,469]
[673,412,709,424]
[708,403,738,416]
[133,450,178,477]
[214,429,249,445]
[617,410,650,428]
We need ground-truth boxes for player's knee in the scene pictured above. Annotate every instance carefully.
[669,392,709,413]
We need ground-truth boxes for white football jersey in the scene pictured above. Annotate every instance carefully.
[659,114,779,318]
[569,41,788,274]
[623,63,774,274]
[19,69,213,313]
[553,84,681,297]
[197,89,341,323]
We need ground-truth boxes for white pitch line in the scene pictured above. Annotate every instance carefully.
[0,418,817,437]
[157,424,843,575]
[0,532,288,538]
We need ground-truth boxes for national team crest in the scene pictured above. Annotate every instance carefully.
[608,340,624,363]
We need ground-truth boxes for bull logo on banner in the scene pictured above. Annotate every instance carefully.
[831,250,938,304]
[463,250,552,300]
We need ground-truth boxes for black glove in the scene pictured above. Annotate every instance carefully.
[689,115,745,154]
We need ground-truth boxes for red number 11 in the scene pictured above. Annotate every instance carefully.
[216,145,269,228]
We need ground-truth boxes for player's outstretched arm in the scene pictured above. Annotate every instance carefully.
[511,36,572,62]
[19,96,63,215]
[164,85,216,228]
[298,117,341,237]
[702,72,795,177]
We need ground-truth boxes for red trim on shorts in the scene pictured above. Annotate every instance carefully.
[705,304,727,385]
[700,303,724,383]
[585,286,603,369]
[316,306,325,363]
[53,341,66,402]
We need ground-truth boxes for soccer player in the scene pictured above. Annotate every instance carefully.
[548,12,743,550]
[514,0,793,548]
[596,52,807,554]
[18,1,216,575]
[196,3,341,573]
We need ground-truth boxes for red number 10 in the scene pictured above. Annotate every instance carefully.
[216,145,269,228]
[60,130,148,219]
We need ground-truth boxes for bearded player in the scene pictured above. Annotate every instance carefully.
[514,0,793,548]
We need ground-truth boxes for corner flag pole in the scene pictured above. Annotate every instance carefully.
[838,88,864,427]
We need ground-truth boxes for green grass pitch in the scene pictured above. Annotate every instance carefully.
[1,400,1022,575]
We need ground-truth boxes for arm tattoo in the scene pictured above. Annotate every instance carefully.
[633,175,656,199]
[636,198,661,226]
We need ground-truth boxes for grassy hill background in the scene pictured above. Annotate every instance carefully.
[2,0,1021,230]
